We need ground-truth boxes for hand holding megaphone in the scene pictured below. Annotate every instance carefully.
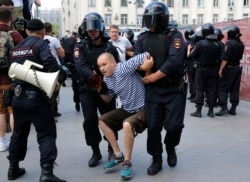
[8,60,59,98]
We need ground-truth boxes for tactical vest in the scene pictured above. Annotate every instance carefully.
[82,38,114,76]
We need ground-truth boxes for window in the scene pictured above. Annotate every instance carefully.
[227,13,234,21]
[198,0,204,7]
[228,0,234,6]
[121,14,128,25]
[213,0,219,6]
[182,14,188,25]
[197,14,203,25]
[169,14,174,21]
[213,14,218,23]
[183,0,188,7]
[167,0,174,7]
[244,0,249,6]
[105,0,111,6]
[243,13,249,18]
[88,0,95,7]
[121,0,127,6]
[137,14,143,26]
[135,0,144,7]
[105,14,112,25]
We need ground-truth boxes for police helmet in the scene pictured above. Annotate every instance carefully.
[190,26,203,43]
[82,12,105,36]
[122,28,134,43]
[184,28,195,41]
[214,28,224,41]
[142,2,169,31]
[201,23,216,39]
[226,25,241,39]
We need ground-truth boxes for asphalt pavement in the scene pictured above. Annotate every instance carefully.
[1,79,250,182]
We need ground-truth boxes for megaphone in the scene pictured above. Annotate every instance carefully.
[8,60,59,99]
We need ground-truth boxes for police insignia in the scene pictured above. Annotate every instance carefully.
[174,38,181,48]
[74,48,79,58]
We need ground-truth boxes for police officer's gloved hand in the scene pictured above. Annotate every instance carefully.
[88,74,103,91]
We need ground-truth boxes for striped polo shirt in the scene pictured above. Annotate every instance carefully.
[104,52,147,113]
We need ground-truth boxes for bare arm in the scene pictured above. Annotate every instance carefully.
[57,47,65,58]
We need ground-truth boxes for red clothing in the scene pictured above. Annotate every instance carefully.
[0,23,23,85]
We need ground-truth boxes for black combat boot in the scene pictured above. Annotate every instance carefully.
[215,106,228,116]
[166,147,177,167]
[207,106,214,118]
[88,145,102,167]
[229,105,237,115]
[8,161,25,180]
[190,105,202,118]
[39,162,66,182]
[147,155,162,175]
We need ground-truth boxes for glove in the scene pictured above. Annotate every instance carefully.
[88,74,103,90]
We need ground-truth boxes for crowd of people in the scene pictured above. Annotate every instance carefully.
[0,0,245,181]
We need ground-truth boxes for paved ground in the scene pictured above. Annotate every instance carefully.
[1,79,250,182]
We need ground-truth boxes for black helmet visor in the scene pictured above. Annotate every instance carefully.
[83,20,103,31]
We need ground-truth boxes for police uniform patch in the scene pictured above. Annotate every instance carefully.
[174,38,181,48]
[74,48,79,58]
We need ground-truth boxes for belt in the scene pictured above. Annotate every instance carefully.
[14,85,41,99]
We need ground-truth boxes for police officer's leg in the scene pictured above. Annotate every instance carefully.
[146,100,163,175]
[163,92,185,167]
[7,103,29,180]
[191,68,203,117]
[229,66,242,115]
[80,92,102,167]
[216,68,232,116]
[206,74,216,118]
[98,96,117,160]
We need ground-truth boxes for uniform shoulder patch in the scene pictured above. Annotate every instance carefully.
[174,38,181,49]
[74,48,79,58]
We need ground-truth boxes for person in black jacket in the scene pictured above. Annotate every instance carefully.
[188,23,221,118]
[74,12,120,167]
[134,2,186,175]
[215,25,244,116]
[7,19,66,182]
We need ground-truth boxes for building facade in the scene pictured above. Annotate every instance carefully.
[61,0,250,36]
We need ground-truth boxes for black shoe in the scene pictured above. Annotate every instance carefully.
[215,109,228,116]
[166,147,177,167]
[228,109,236,115]
[88,153,102,167]
[207,110,214,118]
[8,162,26,180]
[75,103,80,112]
[54,112,62,117]
[147,155,162,175]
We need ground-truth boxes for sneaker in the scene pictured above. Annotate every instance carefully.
[0,137,9,152]
[103,153,124,170]
[120,160,132,179]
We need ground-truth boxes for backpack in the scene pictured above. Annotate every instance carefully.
[0,30,15,73]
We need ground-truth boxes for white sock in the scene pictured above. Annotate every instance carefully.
[114,152,122,158]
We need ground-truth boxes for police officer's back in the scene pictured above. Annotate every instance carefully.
[189,23,221,118]
[7,19,66,182]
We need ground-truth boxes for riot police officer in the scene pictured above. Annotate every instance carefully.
[214,28,225,106]
[184,28,195,100]
[215,25,244,116]
[74,12,119,167]
[134,2,186,175]
[188,23,220,118]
